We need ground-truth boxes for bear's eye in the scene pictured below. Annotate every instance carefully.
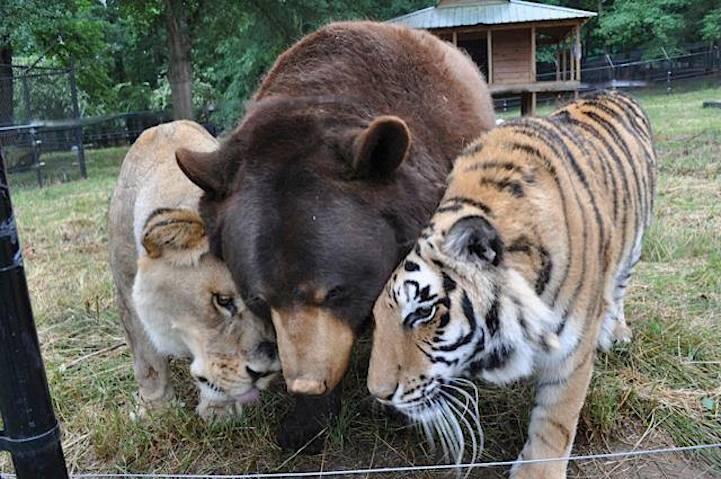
[325,286,347,304]
[404,305,437,328]
[212,293,238,316]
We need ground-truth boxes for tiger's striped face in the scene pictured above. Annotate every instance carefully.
[368,208,561,424]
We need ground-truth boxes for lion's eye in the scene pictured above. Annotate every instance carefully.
[403,305,437,328]
[212,293,238,316]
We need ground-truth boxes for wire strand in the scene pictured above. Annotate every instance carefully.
[2,442,718,478]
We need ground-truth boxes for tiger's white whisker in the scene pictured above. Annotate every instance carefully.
[443,393,478,479]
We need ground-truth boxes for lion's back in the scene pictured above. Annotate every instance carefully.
[108,120,218,297]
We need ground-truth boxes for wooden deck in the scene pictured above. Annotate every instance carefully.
[489,80,583,95]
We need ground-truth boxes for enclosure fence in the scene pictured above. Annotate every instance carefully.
[0,62,86,187]
[540,41,721,85]
[2,442,721,478]
[495,41,721,110]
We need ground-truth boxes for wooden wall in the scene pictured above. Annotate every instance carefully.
[492,28,532,84]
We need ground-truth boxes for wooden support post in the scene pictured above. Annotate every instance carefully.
[556,48,561,80]
[562,48,567,81]
[520,91,536,116]
[452,31,457,46]
[531,26,536,82]
[575,24,582,81]
[487,30,493,84]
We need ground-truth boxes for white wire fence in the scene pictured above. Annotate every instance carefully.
[2,442,720,478]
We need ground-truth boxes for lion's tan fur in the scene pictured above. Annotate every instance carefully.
[109,121,279,418]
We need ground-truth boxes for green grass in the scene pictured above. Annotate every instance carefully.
[2,79,721,477]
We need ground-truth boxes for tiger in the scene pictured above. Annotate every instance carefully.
[368,91,656,478]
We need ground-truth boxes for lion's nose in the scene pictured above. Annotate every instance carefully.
[256,341,277,360]
[246,366,275,382]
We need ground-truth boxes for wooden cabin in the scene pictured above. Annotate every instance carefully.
[390,0,596,114]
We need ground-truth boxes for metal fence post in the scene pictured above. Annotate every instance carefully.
[68,59,87,179]
[20,75,31,124]
[29,126,42,188]
[0,151,69,478]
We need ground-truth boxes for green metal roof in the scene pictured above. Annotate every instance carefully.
[389,0,596,29]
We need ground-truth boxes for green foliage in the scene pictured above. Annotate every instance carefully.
[597,0,721,53]
[701,7,721,41]
[193,0,434,128]
[1,0,113,110]
[5,0,720,127]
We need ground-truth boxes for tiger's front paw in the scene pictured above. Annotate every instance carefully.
[510,461,567,479]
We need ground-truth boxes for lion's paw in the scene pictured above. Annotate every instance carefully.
[196,399,244,421]
[130,389,181,421]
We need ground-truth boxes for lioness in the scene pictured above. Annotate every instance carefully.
[109,120,280,418]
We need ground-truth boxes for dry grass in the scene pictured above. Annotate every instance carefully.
[1,78,720,477]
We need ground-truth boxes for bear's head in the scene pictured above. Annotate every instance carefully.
[176,96,430,395]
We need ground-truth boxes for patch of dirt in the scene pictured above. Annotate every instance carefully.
[571,419,720,478]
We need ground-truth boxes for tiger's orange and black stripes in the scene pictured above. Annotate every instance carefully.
[368,91,656,478]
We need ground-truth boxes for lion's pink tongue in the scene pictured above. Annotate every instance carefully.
[236,388,260,404]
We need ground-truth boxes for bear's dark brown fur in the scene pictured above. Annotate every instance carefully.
[176,21,495,450]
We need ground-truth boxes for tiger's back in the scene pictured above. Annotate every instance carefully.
[367,91,656,479]
[451,90,655,351]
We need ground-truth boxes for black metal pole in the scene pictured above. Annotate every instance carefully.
[68,59,86,179]
[0,151,68,478]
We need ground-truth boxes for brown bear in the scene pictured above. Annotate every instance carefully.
[176,21,495,450]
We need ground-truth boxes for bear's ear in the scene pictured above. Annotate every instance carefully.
[352,116,411,178]
[141,208,209,266]
[176,148,234,198]
[444,215,504,266]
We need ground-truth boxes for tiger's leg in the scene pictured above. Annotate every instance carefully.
[510,339,597,479]
[612,297,632,344]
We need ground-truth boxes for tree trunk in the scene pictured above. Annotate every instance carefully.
[0,39,13,127]
[164,0,192,120]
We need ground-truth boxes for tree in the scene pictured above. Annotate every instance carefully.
[0,0,110,123]
[0,38,13,126]
[164,0,193,119]
[596,0,721,53]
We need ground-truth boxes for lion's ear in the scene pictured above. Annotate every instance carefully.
[176,147,235,198]
[141,208,209,266]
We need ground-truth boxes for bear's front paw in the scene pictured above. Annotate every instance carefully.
[277,410,327,453]
[276,392,340,453]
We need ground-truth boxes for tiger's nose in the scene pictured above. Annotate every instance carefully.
[246,366,275,382]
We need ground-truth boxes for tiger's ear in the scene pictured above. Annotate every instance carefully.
[176,147,235,198]
[352,116,411,178]
[444,216,504,266]
[141,208,209,267]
